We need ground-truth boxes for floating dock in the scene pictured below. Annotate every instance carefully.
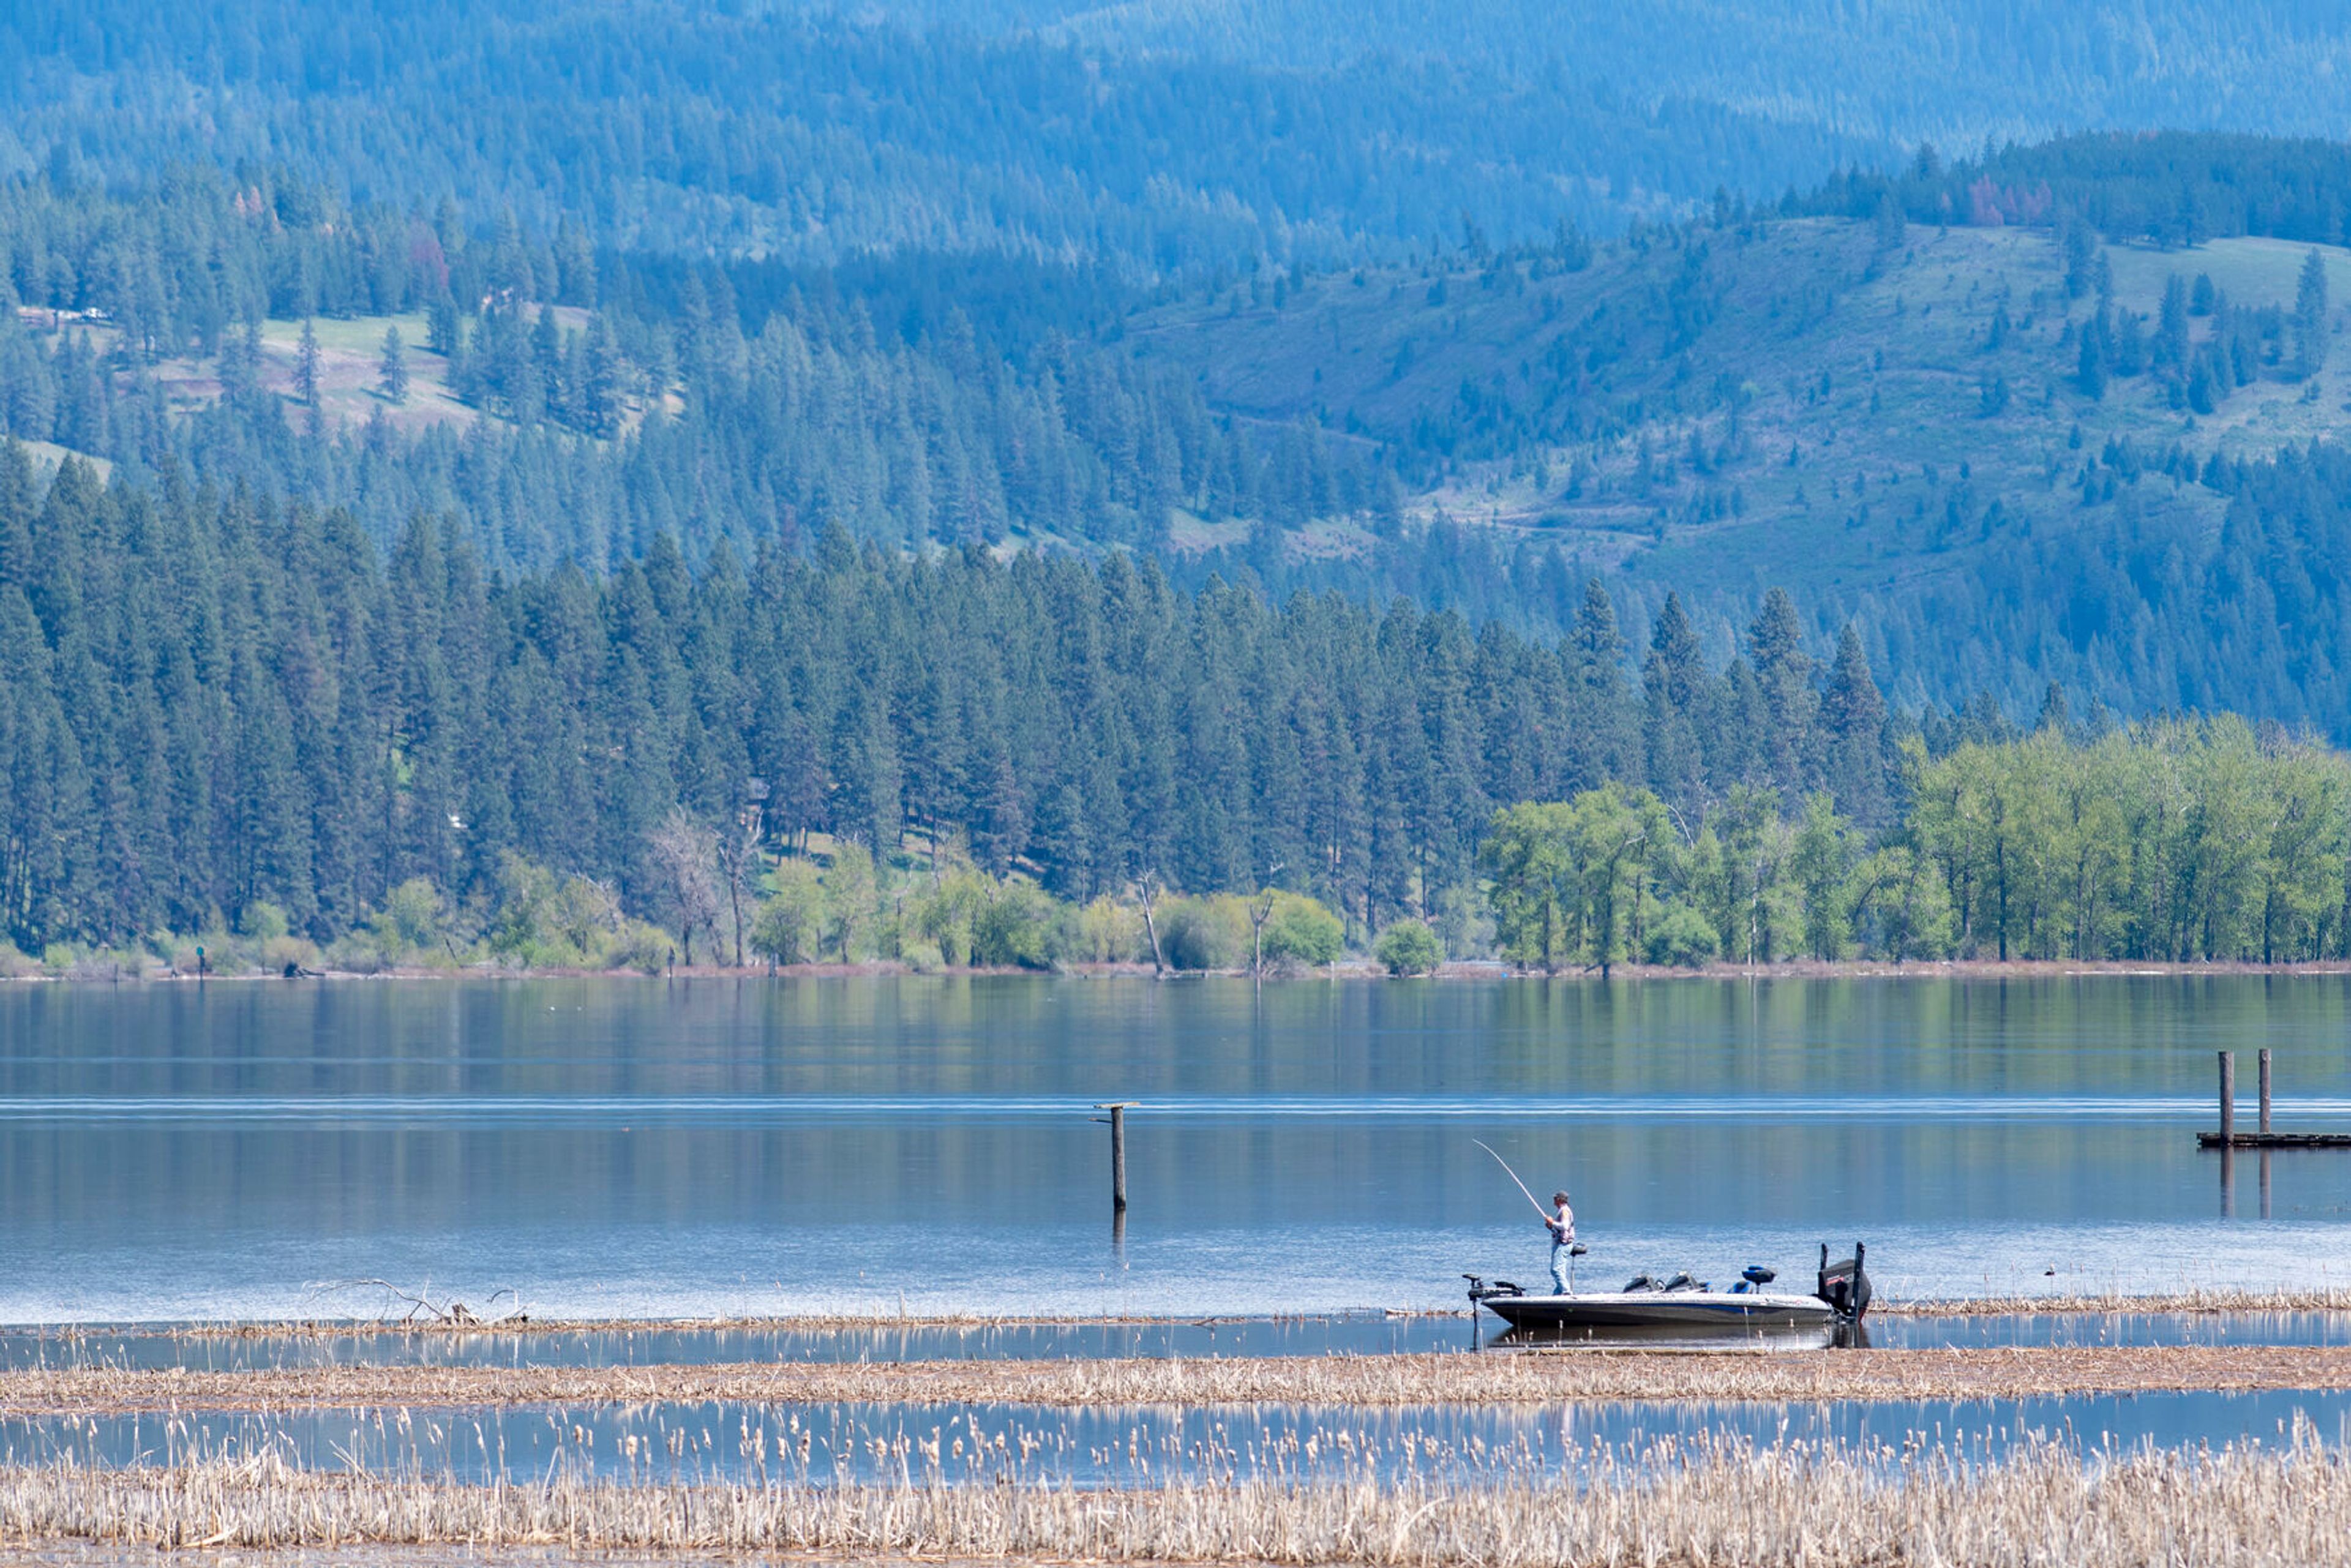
[2199,1049,2351,1148]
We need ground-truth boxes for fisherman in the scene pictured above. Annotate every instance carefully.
[1546,1190,1577,1294]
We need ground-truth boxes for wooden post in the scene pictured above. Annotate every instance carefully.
[1095,1102,1138,1214]
[2219,1051,2235,1144]
[2259,1049,2273,1135]
[1112,1105,1127,1211]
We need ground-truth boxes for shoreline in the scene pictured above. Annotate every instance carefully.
[18,956,2351,984]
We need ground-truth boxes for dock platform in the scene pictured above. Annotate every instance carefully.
[2198,1131,2351,1149]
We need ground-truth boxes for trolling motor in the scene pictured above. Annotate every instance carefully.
[1463,1274,1526,1304]
[1815,1242,1873,1321]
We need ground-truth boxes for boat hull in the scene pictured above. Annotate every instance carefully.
[1483,1290,1838,1334]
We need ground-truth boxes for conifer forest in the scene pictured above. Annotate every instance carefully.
[9,1,2351,973]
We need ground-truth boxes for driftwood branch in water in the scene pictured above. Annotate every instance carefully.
[305,1279,527,1327]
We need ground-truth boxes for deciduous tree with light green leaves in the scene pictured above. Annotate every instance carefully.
[1480,784,1670,977]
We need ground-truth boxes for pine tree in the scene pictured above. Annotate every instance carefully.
[1745,587,1818,799]
[1563,578,1633,792]
[1641,593,1709,817]
[296,321,322,408]
[1819,625,1889,826]
[2296,247,2330,380]
[2075,315,2109,400]
[378,327,410,405]
[2157,274,2189,369]
[426,293,461,358]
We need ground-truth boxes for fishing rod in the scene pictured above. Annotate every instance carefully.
[1472,1138,1553,1222]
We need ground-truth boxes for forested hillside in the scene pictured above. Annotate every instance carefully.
[11,4,2351,969]
[8,442,2348,975]
[0,447,1886,953]
[16,146,2351,725]
[0,0,1878,271]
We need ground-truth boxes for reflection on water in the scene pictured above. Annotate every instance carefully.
[3,975,2350,1321]
[7,1392,2350,1486]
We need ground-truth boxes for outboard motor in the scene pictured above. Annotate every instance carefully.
[1815,1242,1873,1321]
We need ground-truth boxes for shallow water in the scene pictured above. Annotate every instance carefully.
[11,1391,2350,1486]
[3,975,2348,1322]
[11,1308,2351,1372]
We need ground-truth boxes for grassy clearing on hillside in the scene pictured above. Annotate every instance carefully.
[138,312,476,438]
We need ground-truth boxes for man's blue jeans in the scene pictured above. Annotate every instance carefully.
[1551,1241,1573,1294]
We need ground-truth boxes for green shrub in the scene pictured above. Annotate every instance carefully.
[1646,904,1720,969]
[1076,896,1146,963]
[1374,918,1443,976]
[1262,893,1344,966]
[611,920,675,973]
[749,860,825,965]
[970,877,1067,969]
[1161,894,1250,970]
[239,901,291,942]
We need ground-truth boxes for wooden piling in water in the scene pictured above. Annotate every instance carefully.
[2219,1051,2235,1144]
[2199,1051,2351,1149]
[1095,1102,1138,1213]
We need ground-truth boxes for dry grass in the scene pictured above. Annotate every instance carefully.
[10,1343,2351,1416]
[1879,1286,2351,1316]
[4,1441,2351,1564]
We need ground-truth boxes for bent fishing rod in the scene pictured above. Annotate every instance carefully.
[1472,1138,1554,1221]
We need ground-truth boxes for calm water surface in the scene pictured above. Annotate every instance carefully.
[2,975,2347,1322]
[13,1392,2350,1484]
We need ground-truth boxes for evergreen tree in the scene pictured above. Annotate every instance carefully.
[1745,587,1818,798]
[378,327,409,406]
[1641,593,1709,818]
[296,321,322,408]
[2296,247,2330,380]
[1818,625,1889,826]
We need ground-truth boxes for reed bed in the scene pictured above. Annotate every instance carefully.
[9,1343,2351,1417]
[1880,1285,2351,1316]
[5,1438,2351,1564]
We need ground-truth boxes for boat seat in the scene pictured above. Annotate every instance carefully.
[1741,1265,1777,1285]
[1621,1272,1657,1292]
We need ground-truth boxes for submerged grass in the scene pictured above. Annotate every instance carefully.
[5,1440,2351,1563]
[10,1343,2351,1415]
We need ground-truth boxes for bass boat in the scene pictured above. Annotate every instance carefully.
[1465,1242,1871,1338]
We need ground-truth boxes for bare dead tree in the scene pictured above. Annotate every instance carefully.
[714,793,765,969]
[1248,860,1284,980]
[648,808,723,965]
[1249,887,1277,979]
[1134,869,1168,976]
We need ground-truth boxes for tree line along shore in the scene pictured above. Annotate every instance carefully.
[8,444,2351,978]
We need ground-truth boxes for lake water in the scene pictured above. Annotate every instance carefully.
[2,975,2349,1324]
[13,1309,2351,1373]
[14,1391,2350,1484]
